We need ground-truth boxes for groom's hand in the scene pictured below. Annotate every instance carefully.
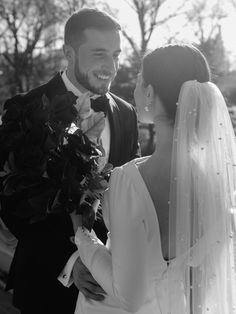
[72,257,106,301]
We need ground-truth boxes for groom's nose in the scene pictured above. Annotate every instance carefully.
[104,56,118,74]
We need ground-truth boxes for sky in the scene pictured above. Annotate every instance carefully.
[104,0,236,70]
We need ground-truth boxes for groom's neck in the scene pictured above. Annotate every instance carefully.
[66,71,88,94]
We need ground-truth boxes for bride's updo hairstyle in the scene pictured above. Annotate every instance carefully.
[142,44,211,121]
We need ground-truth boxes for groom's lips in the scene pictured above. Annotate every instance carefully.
[94,72,114,82]
[97,74,110,80]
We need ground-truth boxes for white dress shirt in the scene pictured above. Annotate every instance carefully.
[61,71,110,162]
[58,71,111,286]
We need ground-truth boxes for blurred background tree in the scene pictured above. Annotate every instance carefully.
[230,0,236,9]
[184,0,229,80]
[0,0,60,94]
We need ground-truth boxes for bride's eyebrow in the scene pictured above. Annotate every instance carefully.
[91,48,107,53]
[91,48,106,51]
[91,48,121,54]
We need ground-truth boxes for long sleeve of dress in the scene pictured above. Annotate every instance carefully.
[75,167,148,313]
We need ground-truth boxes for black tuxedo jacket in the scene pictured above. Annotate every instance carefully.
[0,73,140,314]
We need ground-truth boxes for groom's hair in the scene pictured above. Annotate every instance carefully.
[64,8,121,50]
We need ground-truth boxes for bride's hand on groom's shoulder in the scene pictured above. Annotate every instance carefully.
[72,256,106,301]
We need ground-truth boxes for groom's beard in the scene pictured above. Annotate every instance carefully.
[74,57,110,95]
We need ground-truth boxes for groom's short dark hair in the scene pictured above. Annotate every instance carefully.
[64,8,121,49]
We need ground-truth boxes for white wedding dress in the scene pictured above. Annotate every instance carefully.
[73,81,236,314]
[74,157,186,314]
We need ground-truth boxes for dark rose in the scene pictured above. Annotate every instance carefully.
[61,145,95,176]
[49,176,84,214]
[1,96,23,123]
[0,123,24,170]
[13,144,47,176]
[50,92,78,127]
[1,174,56,222]
[23,95,51,130]
[46,150,65,182]
[43,129,62,154]
[60,132,101,177]
[25,124,50,147]
[66,133,102,158]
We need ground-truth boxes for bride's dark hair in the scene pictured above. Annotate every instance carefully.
[142,44,211,120]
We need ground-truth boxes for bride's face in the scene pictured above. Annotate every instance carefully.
[134,72,153,123]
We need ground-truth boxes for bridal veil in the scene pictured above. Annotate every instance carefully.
[167,80,236,313]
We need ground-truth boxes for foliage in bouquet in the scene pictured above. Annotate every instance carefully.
[0,91,112,231]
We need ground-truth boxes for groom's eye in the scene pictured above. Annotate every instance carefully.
[93,53,105,58]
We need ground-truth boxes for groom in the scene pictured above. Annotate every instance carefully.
[0,8,140,314]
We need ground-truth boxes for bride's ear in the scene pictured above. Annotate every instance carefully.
[146,84,164,117]
[146,84,155,107]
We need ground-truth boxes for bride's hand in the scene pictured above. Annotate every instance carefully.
[72,257,106,300]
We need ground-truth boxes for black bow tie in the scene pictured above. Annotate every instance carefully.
[90,95,110,115]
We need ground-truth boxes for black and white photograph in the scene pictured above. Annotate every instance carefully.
[0,1,236,313]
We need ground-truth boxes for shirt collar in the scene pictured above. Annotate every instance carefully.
[61,70,82,97]
[61,70,109,100]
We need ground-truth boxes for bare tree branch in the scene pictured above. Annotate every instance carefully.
[121,29,140,58]
[106,0,186,59]
[185,0,227,44]
[2,52,14,68]
[124,0,138,12]
[232,0,236,10]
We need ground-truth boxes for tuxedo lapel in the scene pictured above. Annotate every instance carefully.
[106,93,122,166]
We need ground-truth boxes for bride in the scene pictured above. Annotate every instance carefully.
[67,44,236,313]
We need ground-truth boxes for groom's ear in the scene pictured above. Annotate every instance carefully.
[63,44,75,63]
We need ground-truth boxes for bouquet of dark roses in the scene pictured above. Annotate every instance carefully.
[0,91,112,231]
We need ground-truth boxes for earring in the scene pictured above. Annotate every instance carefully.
[145,105,149,112]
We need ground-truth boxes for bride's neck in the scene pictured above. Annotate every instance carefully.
[152,115,174,157]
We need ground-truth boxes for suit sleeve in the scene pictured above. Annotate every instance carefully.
[1,206,77,278]
[109,93,141,162]
[75,167,148,313]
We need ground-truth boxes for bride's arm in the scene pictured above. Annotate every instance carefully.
[75,167,148,313]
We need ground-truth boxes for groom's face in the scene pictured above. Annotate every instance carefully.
[73,28,121,95]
